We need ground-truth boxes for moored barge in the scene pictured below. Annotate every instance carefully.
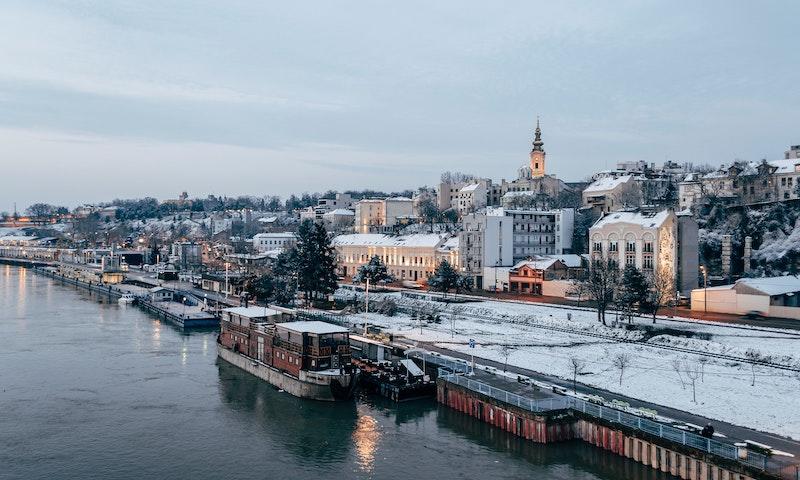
[217,306,358,401]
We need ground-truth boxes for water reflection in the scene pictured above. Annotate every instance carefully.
[352,412,379,473]
[216,360,358,465]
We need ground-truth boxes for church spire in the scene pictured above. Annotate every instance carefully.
[532,117,544,152]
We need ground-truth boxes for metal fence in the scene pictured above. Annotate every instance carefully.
[438,372,778,475]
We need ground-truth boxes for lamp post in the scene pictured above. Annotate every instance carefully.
[700,265,708,314]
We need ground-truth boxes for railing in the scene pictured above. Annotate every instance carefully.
[438,372,780,475]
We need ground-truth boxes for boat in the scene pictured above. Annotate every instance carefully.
[217,306,358,401]
[118,293,136,304]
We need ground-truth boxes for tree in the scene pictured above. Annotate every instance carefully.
[648,266,674,323]
[354,255,394,285]
[449,305,466,338]
[416,192,440,232]
[582,259,618,325]
[568,356,586,393]
[684,361,701,403]
[294,220,338,303]
[26,203,55,218]
[671,357,686,390]
[617,265,649,323]
[248,275,275,304]
[428,260,461,295]
[612,352,631,386]
[499,344,515,372]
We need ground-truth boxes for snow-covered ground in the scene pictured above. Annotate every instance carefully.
[341,291,800,439]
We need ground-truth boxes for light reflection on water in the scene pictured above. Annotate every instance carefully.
[352,412,380,473]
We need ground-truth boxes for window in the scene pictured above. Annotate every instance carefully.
[643,255,653,270]
[609,242,618,252]
[626,241,636,252]
[592,242,602,252]
[643,242,653,253]
[626,254,635,266]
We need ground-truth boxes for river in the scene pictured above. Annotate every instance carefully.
[0,265,674,479]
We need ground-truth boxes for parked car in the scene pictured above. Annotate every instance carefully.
[743,310,766,320]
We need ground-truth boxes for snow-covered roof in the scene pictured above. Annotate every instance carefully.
[501,191,536,198]
[257,216,278,223]
[735,276,800,296]
[529,254,583,268]
[277,321,349,335]
[437,236,459,252]
[253,232,296,239]
[323,208,355,216]
[459,183,480,192]
[512,258,562,271]
[223,306,283,318]
[592,210,671,230]
[332,233,450,248]
[583,175,635,194]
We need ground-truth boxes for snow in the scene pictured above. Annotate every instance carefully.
[332,233,451,248]
[278,321,349,335]
[734,275,800,296]
[583,175,635,194]
[592,210,671,229]
[338,290,800,439]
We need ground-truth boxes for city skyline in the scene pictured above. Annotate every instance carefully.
[2,1,799,210]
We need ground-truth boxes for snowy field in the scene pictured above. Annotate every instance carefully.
[339,291,800,439]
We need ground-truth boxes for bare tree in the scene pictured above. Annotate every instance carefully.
[744,349,760,387]
[648,266,674,323]
[697,357,709,382]
[499,344,515,372]
[684,361,701,403]
[612,353,632,386]
[449,305,465,338]
[582,259,618,325]
[671,357,686,389]
[568,356,586,393]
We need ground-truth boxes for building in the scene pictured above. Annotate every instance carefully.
[452,183,488,216]
[332,233,458,283]
[691,276,800,320]
[582,175,640,214]
[322,209,355,230]
[172,242,202,271]
[149,286,173,302]
[460,212,513,290]
[503,208,574,263]
[589,209,699,296]
[786,145,800,160]
[252,232,297,253]
[354,198,415,234]
[681,155,800,210]
[299,193,355,222]
[508,258,569,295]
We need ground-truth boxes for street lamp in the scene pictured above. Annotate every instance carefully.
[700,265,708,314]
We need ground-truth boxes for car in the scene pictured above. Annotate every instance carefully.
[743,310,766,320]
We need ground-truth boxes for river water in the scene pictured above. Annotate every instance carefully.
[0,265,674,479]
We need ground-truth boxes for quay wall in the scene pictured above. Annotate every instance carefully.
[437,380,769,480]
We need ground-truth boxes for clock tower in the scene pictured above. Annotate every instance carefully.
[529,118,546,178]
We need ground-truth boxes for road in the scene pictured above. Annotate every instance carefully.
[411,339,800,461]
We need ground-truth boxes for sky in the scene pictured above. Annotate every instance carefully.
[1,1,798,212]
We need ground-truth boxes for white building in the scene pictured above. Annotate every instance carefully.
[460,212,513,290]
[582,174,640,214]
[354,197,415,234]
[452,182,488,216]
[332,233,458,283]
[589,209,698,295]
[252,232,297,253]
[500,208,574,263]
[691,276,800,320]
[322,208,355,229]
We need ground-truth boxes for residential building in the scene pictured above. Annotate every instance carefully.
[322,208,355,230]
[786,145,800,160]
[508,258,568,295]
[332,233,458,283]
[300,193,355,222]
[501,208,575,263]
[582,174,640,214]
[452,182,488,215]
[172,241,202,271]
[354,197,415,233]
[252,232,297,253]
[691,276,800,320]
[589,209,698,296]
[459,212,513,290]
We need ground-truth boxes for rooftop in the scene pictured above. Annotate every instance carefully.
[583,175,636,194]
[736,276,800,296]
[332,233,450,248]
[277,320,349,335]
[592,210,671,230]
[223,306,283,318]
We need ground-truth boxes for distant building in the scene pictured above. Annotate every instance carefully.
[322,209,355,229]
[172,242,202,271]
[501,208,574,263]
[786,145,800,160]
[252,232,297,253]
[459,212,513,290]
[332,233,458,283]
[589,209,698,296]
[354,198,415,234]
[582,175,640,214]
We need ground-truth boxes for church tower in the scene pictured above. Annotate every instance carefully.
[529,118,546,178]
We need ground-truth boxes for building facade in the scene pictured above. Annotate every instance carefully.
[252,232,297,253]
[589,209,698,296]
[354,197,415,233]
[459,212,513,290]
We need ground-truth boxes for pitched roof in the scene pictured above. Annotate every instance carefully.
[583,175,635,194]
[735,276,800,296]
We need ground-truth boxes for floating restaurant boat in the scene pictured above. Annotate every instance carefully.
[217,306,358,401]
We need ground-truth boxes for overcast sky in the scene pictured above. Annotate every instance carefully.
[1,1,798,211]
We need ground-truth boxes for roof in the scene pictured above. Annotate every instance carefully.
[223,306,283,318]
[512,258,562,271]
[529,254,583,268]
[735,276,800,296]
[149,287,169,293]
[277,321,349,335]
[332,233,450,248]
[583,175,635,194]
[323,208,355,216]
[253,232,296,239]
[459,183,480,192]
[592,210,671,230]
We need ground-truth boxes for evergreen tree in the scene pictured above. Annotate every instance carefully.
[354,255,393,284]
[428,260,461,294]
[294,220,338,303]
[617,264,649,323]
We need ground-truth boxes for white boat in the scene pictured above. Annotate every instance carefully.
[118,293,136,304]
